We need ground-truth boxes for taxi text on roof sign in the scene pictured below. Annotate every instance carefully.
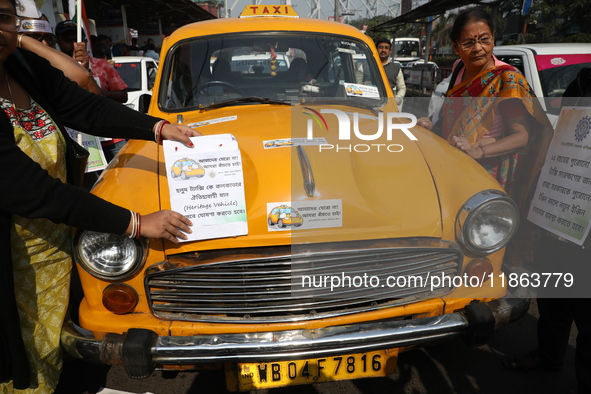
[239,5,299,18]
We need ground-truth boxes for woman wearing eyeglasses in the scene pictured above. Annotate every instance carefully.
[418,8,551,198]
[0,0,202,392]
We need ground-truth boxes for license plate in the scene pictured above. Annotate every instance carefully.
[235,349,397,391]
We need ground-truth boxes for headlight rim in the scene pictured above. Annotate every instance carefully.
[73,230,149,281]
[455,190,519,255]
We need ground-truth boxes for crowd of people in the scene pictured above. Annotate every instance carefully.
[0,0,589,393]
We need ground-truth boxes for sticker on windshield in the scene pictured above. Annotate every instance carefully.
[344,83,380,99]
[267,200,342,231]
[336,48,356,54]
[263,137,328,149]
[188,115,237,128]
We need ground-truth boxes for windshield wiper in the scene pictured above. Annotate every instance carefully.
[200,96,292,111]
[301,97,381,114]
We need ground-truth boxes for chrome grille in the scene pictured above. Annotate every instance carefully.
[146,239,462,323]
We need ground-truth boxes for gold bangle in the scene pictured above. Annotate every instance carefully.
[17,33,23,48]
[480,145,486,158]
[477,140,486,158]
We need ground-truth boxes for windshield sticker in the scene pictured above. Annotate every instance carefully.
[263,137,328,149]
[267,200,342,231]
[163,134,248,242]
[344,83,380,99]
[336,48,356,54]
[188,115,237,128]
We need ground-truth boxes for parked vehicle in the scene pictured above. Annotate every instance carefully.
[493,43,591,126]
[113,56,158,113]
[429,44,591,126]
[392,37,421,65]
[63,5,528,392]
[404,60,440,92]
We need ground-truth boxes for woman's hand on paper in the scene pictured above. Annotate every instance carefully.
[141,210,193,243]
[161,124,203,148]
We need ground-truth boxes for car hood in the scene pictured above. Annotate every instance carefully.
[160,104,442,254]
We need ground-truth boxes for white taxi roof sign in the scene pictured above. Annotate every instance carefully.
[239,5,299,18]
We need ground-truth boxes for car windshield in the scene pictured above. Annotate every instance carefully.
[536,59,591,116]
[394,40,420,58]
[159,33,386,110]
[114,62,142,91]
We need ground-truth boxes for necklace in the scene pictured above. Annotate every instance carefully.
[4,72,20,124]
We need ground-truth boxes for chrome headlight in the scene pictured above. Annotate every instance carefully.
[73,231,148,280]
[455,190,519,254]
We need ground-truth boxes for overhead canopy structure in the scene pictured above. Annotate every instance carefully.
[371,0,500,31]
[85,0,216,36]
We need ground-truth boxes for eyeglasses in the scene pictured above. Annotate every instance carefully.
[26,33,56,46]
[458,36,493,50]
[0,13,21,32]
[377,45,391,50]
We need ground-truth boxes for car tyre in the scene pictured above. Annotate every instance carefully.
[278,219,285,228]
[268,217,274,226]
[181,171,188,180]
[171,170,178,178]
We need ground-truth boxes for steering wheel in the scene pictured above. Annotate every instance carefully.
[195,81,245,96]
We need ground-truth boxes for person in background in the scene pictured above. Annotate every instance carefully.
[0,1,201,392]
[56,21,129,164]
[90,39,130,161]
[128,37,140,55]
[141,37,155,52]
[375,37,405,107]
[96,33,114,57]
[503,70,591,394]
[416,8,551,200]
[287,57,312,82]
[18,14,55,47]
[56,21,127,103]
[144,43,160,61]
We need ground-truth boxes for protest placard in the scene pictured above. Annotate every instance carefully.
[527,107,591,245]
[163,134,248,242]
[65,128,107,172]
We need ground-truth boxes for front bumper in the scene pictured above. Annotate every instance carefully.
[61,286,530,378]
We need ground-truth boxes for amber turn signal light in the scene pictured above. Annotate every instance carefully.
[464,257,494,284]
[102,283,138,314]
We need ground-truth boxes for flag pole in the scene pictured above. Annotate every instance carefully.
[76,0,82,42]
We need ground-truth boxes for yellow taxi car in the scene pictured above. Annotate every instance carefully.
[169,157,205,179]
[63,5,529,392]
[268,205,304,228]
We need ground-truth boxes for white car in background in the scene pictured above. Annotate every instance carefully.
[493,43,591,126]
[429,44,591,127]
[113,56,158,113]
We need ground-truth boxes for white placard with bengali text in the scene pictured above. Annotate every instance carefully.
[266,200,342,231]
[527,107,591,245]
[163,134,247,242]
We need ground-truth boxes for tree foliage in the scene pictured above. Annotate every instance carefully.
[525,0,591,43]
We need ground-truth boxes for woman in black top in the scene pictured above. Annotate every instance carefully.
[0,0,200,391]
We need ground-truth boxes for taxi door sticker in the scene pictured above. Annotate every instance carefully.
[344,83,380,99]
[267,200,342,231]
[263,137,328,149]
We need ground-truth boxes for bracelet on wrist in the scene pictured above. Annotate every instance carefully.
[153,120,170,145]
[17,33,23,48]
[129,210,142,239]
[135,212,141,239]
[477,140,486,158]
